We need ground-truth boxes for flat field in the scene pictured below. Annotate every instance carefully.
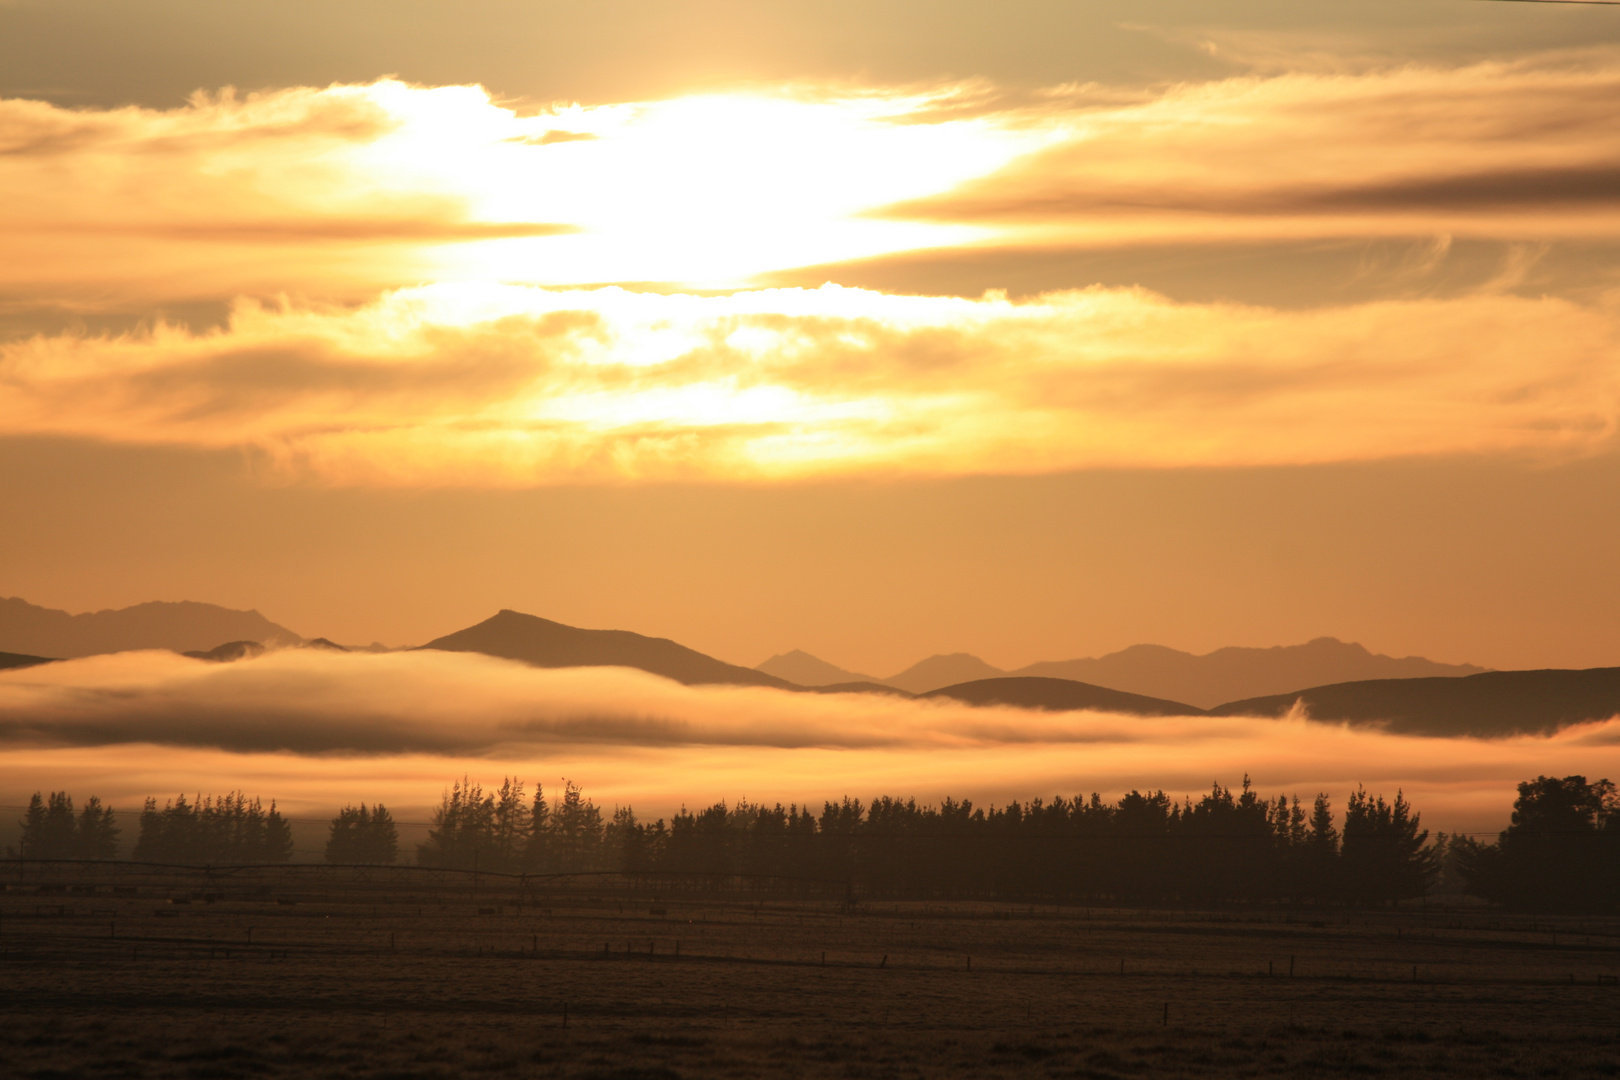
[2,862,1618,1079]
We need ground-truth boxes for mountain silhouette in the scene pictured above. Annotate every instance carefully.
[1209,667,1620,735]
[0,650,58,671]
[756,649,879,687]
[885,653,1006,694]
[422,610,797,689]
[923,677,1201,716]
[1009,637,1482,709]
[0,597,302,658]
[181,640,266,663]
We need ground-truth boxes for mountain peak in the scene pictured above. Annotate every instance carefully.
[756,649,877,687]
[884,653,1006,694]
[424,609,794,689]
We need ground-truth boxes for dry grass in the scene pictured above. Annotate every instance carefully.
[2,865,1618,1077]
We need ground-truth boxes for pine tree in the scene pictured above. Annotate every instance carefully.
[18,792,47,857]
[418,777,495,869]
[41,792,78,856]
[77,796,120,859]
[1342,786,1435,906]
[491,777,530,872]
[325,804,364,863]
[368,804,399,865]
[327,803,399,864]
[262,801,293,864]
[526,783,551,871]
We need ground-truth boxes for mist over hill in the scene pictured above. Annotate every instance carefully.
[0,650,57,671]
[922,676,1199,717]
[0,596,302,658]
[1210,667,1620,736]
[421,609,796,689]
[1012,637,1484,710]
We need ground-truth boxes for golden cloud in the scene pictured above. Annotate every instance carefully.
[2,282,1617,482]
[1,649,1615,833]
[5,62,1620,481]
[6,57,1620,309]
[0,81,1022,304]
[886,58,1620,245]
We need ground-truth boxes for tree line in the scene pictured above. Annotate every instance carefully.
[410,775,1439,906]
[12,774,1618,912]
[11,791,294,865]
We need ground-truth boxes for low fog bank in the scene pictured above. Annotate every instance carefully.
[2,648,1617,834]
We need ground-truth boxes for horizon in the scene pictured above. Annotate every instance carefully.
[7,4,1620,1067]
[0,591,1510,675]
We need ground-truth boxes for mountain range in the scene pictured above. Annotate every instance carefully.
[0,596,302,658]
[757,637,1484,707]
[3,596,1615,737]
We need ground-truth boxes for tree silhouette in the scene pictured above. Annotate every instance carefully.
[16,791,119,859]
[1461,775,1620,912]
[133,792,292,864]
[1341,787,1436,906]
[325,803,399,864]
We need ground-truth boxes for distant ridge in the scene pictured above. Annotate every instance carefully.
[756,649,878,687]
[1210,667,1620,736]
[924,677,1200,717]
[1012,638,1484,710]
[0,597,302,659]
[423,610,797,689]
[759,637,1482,702]
[885,653,1006,694]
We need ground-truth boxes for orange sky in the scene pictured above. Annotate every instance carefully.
[2,2,1619,679]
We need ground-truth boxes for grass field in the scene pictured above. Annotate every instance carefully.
[3,862,1618,1078]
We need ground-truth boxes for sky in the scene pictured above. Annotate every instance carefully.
[2,0,1619,684]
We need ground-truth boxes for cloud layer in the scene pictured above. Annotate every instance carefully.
[2,649,1617,832]
[4,281,1617,482]
[6,57,1620,308]
[5,59,1620,482]
[888,57,1620,245]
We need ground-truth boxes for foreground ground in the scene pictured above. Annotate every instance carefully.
[2,862,1618,1078]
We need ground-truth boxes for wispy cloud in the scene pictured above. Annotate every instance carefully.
[0,649,1613,832]
[884,58,1620,245]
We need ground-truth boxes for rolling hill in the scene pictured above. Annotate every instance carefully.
[422,610,797,688]
[1012,637,1484,710]
[0,596,302,658]
[1209,667,1620,736]
[922,677,1201,717]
